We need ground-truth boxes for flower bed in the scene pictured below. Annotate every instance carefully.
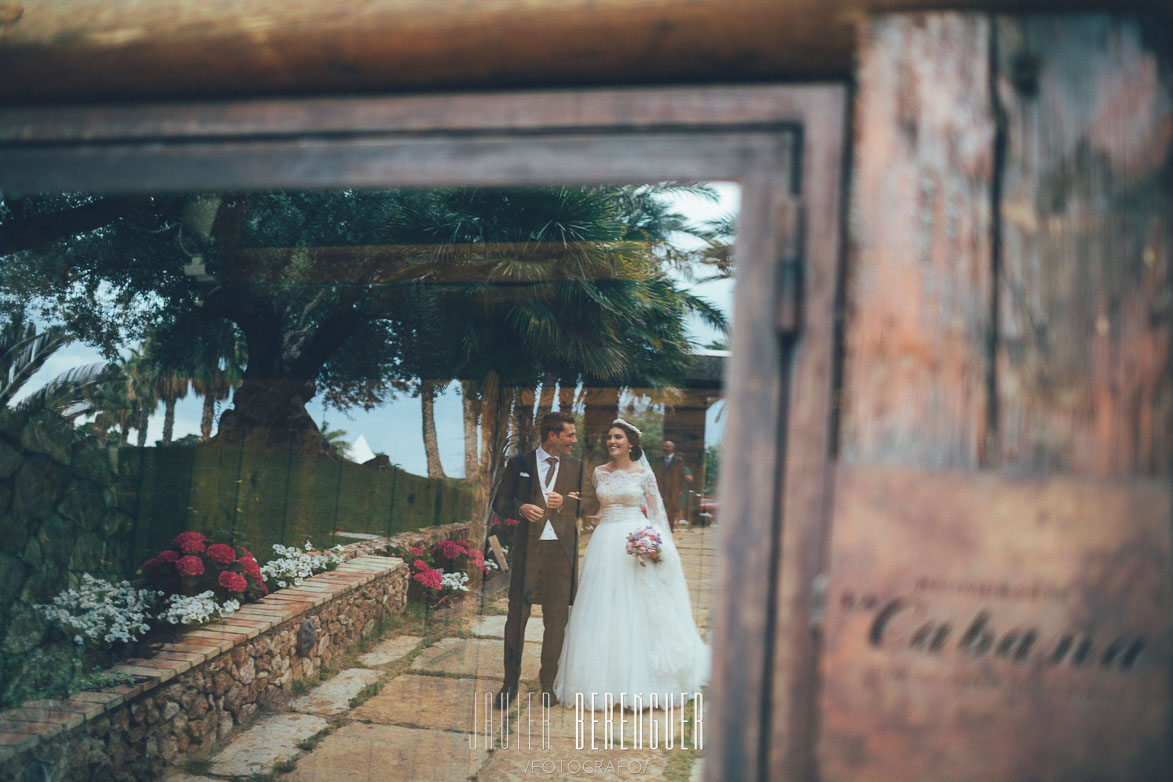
[0,522,471,782]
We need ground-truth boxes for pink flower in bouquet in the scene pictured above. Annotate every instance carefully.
[157,550,180,564]
[504,517,520,526]
[176,555,204,577]
[172,531,208,554]
[219,571,248,593]
[625,526,662,567]
[206,543,236,565]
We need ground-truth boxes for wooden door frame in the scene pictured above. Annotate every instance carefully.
[0,83,848,782]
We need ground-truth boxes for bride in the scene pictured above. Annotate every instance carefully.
[554,419,709,708]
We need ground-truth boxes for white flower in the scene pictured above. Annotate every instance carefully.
[35,575,159,647]
[261,539,343,591]
[158,591,240,627]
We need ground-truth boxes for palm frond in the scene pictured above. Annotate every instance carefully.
[14,361,109,418]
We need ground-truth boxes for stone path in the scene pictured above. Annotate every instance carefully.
[166,524,715,782]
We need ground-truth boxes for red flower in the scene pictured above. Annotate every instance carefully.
[413,559,429,571]
[141,558,160,570]
[238,556,262,579]
[218,571,248,593]
[413,569,442,590]
[206,543,236,565]
[408,547,423,556]
[176,556,204,577]
[433,540,467,560]
[490,516,501,526]
[172,532,208,554]
[503,517,520,526]
[157,550,180,563]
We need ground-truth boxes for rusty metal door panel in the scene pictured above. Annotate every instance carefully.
[817,464,1172,782]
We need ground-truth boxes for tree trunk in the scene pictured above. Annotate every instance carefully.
[558,372,577,410]
[536,372,556,421]
[162,397,177,444]
[512,385,538,455]
[473,370,511,550]
[479,371,501,477]
[582,383,621,460]
[213,377,328,454]
[136,405,150,447]
[201,394,217,441]
[461,379,480,480]
[420,379,447,479]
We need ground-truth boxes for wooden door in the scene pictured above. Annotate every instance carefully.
[806,15,1172,782]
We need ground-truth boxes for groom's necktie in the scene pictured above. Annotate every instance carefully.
[544,456,558,488]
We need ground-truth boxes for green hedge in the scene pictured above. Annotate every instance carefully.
[121,443,476,565]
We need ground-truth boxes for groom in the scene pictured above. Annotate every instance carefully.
[492,411,594,707]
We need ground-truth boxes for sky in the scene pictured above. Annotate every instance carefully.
[18,183,740,477]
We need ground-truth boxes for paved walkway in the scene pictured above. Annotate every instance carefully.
[166,524,716,782]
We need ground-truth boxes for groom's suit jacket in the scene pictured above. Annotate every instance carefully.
[493,449,595,605]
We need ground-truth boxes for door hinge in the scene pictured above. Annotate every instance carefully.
[776,197,805,336]
[809,572,829,632]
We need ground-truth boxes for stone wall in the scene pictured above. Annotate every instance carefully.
[0,521,471,782]
[0,413,137,708]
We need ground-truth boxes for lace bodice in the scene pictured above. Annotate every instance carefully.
[594,466,658,523]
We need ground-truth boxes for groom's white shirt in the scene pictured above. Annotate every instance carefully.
[534,445,560,541]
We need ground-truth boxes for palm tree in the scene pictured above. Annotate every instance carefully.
[0,316,106,423]
[319,420,352,459]
[382,185,728,541]
[189,324,246,441]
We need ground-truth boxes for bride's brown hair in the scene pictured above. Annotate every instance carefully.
[608,421,643,461]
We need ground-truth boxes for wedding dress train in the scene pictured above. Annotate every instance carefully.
[553,465,709,707]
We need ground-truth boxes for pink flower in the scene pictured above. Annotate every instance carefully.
[219,571,248,593]
[413,569,442,590]
[206,543,236,565]
[157,550,180,564]
[141,558,160,570]
[176,556,204,577]
[172,531,208,554]
[413,559,429,571]
[408,547,424,556]
[504,518,520,526]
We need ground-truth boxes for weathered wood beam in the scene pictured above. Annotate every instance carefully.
[1,1,1168,104]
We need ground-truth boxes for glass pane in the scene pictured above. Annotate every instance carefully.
[0,183,737,780]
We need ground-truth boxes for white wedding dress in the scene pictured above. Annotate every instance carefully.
[553,464,709,707]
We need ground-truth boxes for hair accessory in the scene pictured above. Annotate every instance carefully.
[611,418,642,436]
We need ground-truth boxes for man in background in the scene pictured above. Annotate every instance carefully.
[652,439,687,531]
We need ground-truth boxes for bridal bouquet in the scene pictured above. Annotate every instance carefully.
[625,526,663,566]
